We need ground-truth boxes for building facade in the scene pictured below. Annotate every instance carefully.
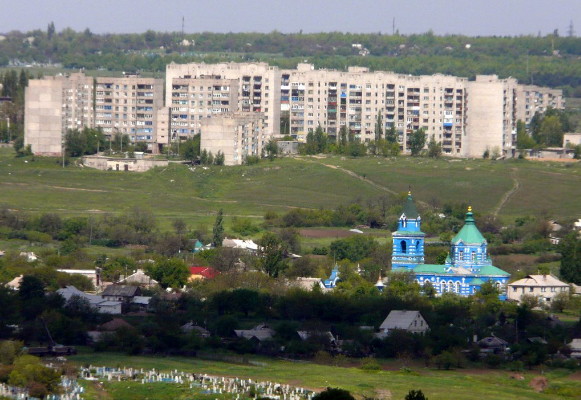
[166,62,281,139]
[392,194,510,298]
[200,112,268,165]
[25,72,165,155]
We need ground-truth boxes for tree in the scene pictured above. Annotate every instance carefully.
[257,232,287,278]
[427,135,442,158]
[313,387,355,400]
[212,209,224,247]
[265,139,279,161]
[560,233,581,284]
[147,258,189,289]
[408,128,426,156]
[406,389,428,400]
[516,120,536,149]
[214,150,225,165]
[8,355,61,397]
[180,136,200,163]
[374,111,383,142]
[385,124,398,144]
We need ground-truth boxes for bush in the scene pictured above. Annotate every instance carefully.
[359,357,382,371]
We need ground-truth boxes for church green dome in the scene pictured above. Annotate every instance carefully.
[451,207,486,245]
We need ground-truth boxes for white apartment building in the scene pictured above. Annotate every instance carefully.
[166,62,281,137]
[465,75,518,158]
[94,75,164,151]
[25,73,166,155]
[25,62,564,160]
[169,77,238,139]
[25,72,93,156]
[200,113,268,165]
[516,84,565,126]
[282,64,467,155]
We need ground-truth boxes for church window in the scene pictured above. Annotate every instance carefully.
[455,282,460,293]
[447,281,453,292]
[471,251,476,261]
[401,241,407,254]
[441,281,446,292]
[416,241,420,252]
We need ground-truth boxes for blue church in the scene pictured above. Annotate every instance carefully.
[391,192,510,299]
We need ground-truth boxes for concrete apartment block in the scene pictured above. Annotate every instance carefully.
[25,78,64,156]
[465,75,517,158]
[516,84,565,127]
[166,62,281,136]
[169,77,239,140]
[200,113,268,165]
[282,64,467,155]
[94,75,164,152]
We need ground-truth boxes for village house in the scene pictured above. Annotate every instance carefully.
[234,324,276,342]
[101,285,141,303]
[57,285,122,315]
[188,266,219,281]
[477,336,509,355]
[507,275,570,304]
[117,269,159,288]
[376,310,429,338]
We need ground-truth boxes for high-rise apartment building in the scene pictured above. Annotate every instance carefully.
[25,72,93,156]
[94,75,164,151]
[516,84,565,127]
[166,62,281,137]
[200,113,268,165]
[465,75,518,158]
[169,77,238,139]
[282,64,467,155]
[25,72,165,155]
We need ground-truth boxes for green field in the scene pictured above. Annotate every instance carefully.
[1,148,581,228]
[70,352,581,400]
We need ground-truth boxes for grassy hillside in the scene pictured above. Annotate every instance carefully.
[70,352,581,400]
[1,148,580,227]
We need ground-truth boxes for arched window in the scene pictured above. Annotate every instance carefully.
[416,241,420,252]
[455,282,461,293]
[441,281,446,293]
[447,281,453,292]
[401,241,407,254]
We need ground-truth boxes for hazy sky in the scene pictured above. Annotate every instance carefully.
[0,0,578,36]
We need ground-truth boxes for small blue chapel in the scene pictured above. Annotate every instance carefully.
[391,192,510,299]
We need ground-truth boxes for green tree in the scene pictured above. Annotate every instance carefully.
[374,111,383,142]
[147,258,189,289]
[257,231,287,278]
[212,209,224,247]
[427,135,442,158]
[265,139,279,161]
[538,115,563,146]
[560,232,581,284]
[214,150,225,165]
[408,128,427,156]
[516,120,536,149]
[180,136,200,163]
[313,387,355,400]
[8,355,61,397]
[406,389,428,400]
[385,125,398,143]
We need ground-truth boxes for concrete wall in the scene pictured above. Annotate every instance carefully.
[24,79,64,156]
[82,156,169,172]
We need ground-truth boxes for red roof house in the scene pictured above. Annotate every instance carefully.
[188,266,219,280]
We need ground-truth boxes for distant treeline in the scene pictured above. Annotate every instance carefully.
[2,27,581,94]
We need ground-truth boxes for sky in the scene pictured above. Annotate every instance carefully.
[0,0,579,37]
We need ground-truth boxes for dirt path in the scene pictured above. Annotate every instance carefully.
[322,163,399,195]
[492,168,520,217]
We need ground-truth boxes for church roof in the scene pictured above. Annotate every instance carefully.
[478,265,510,276]
[451,208,486,245]
[402,192,419,219]
[413,265,448,274]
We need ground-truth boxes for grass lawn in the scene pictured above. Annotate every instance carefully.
[69,352,581,400]
[1,149,580,230]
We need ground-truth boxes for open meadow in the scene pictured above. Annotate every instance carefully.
[1,148,581,229]
[70,352,581,400]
